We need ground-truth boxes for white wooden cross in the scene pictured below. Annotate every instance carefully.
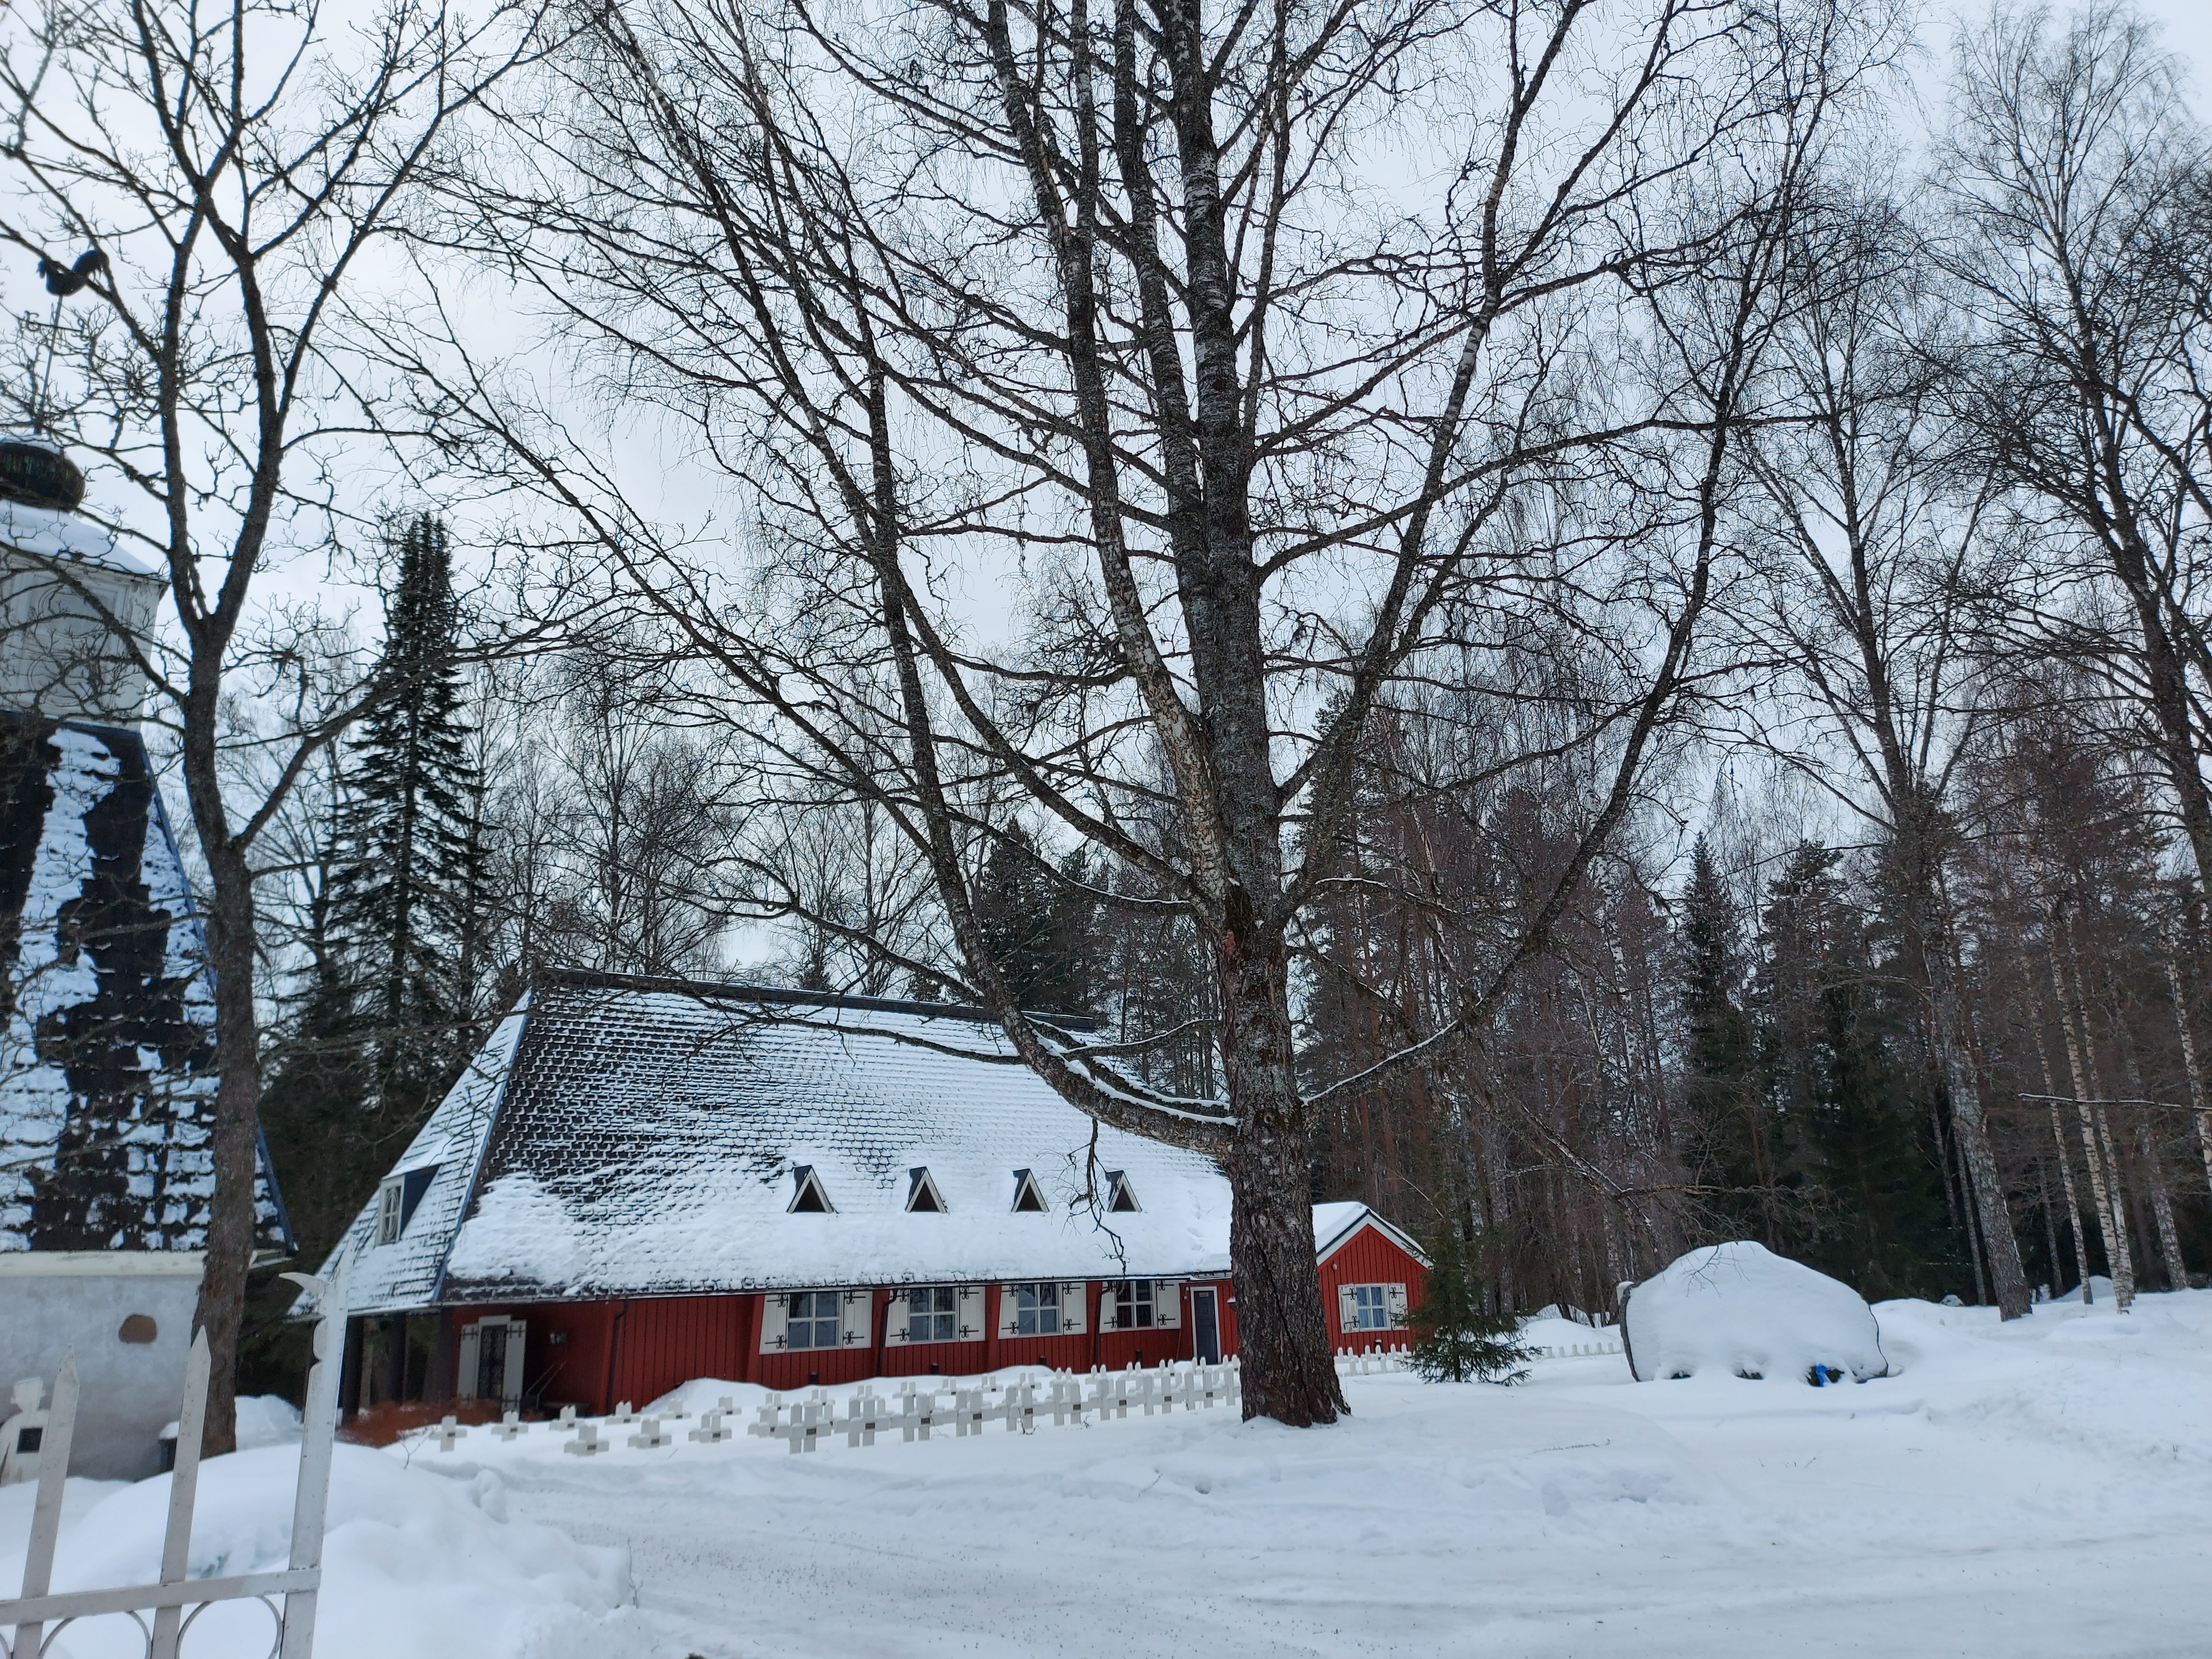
[687,1408,733,1445]
[843,1392,883,1448]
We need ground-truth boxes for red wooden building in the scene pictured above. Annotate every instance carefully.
[313,973,1427,1415]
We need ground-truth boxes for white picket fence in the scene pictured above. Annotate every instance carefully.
[1,1264,349,1659]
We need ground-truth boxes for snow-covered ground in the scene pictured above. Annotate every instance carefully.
[7,1289,2208,1657]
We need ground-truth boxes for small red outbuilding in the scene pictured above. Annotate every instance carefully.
[1313,1202,1429,1354]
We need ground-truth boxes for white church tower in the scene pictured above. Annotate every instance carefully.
[0,434,165,723]
[0,431,289,1479]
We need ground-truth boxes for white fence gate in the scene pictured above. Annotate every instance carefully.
[1,1265,347,1659]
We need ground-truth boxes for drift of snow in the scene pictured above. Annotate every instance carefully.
[155,1394,302,1452]
[396,1287,2210,1658]
[0,1444,636,1659]
[1623,1240,1889,1383]
[2052,1274,2116,1304]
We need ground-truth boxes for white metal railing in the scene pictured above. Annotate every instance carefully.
[1529,1339,1625,1359]
[408,1337,1622,1466]
[1,1264,348,1659]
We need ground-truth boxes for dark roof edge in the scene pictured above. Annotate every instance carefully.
[533,965,1103,1034]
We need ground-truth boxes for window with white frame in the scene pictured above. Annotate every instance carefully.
[906,1285,958,1343]
[1010,1283,1060,1336]
[374,1179,403,1246]
[1111,1279,1154,1329]
[786,1289,844,1349]
[1351,1284,1391,1330]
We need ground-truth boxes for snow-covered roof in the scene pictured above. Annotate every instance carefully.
[1312,1202,1429,1267]
[0,497,164,579]
[0,715,288,1254]
[319,973,1238,1316]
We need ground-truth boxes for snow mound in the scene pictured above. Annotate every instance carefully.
[236,1394,305,1449]
[2051,1275,2116,1305]
[1623,1241,1888,1384]
[0,1445,633,1659]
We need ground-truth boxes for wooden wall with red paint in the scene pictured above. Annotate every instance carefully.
[442,1272,1256,1411]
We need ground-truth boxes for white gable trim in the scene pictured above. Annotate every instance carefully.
[1315,1204,1430,1269]
[424,994,532,1306]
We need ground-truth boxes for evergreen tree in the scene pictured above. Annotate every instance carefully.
[972,827,1095,1013]
[329,514,482,1126]
[1679,837,1767,1240]
[1406,1226,1534,1383]
[1753,842,1958,1300]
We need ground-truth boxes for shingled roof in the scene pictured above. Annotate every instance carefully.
[320,971,1235,1316]
[0,714,288,1254]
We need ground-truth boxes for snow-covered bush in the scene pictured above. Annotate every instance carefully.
[1622,1241,1889,1384]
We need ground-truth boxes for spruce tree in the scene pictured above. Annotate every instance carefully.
[329,514,482,1128]
[1753,841,1959,1300]
[1680,837,1767,1239]
[1407,1226,1533,1383]
[973,826,1094,1013]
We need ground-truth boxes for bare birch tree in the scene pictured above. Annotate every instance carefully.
[418,0,1894,1421]
[1729,178,2036,1315]
[1939,4,2212,940]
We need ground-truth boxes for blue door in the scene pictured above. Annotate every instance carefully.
[1192,1287,1221,1363]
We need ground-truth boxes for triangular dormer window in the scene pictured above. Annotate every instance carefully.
[1011,1169,1047,1213]
[1106,1171,1140,1213]
[907,1168,947,1213]
[789,1165,833,1213]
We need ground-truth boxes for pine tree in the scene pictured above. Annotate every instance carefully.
[1407,1225,1534,1383]
[329,514,482,1127]
[1680,837,1767,1238]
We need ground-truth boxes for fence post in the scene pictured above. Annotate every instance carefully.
[10,1350,79,1659]
[278,1259,348,1659]
[147,1329,212,1659]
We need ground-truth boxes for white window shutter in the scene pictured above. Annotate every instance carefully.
[884,1288,911,1347]
[1059,1282,1087,1335]
[759,1292,790,1354]
[503,1320,528,1406]
[1337,1285,1358,1333]
[841,1288,872,1346]
[1154,1282,1181,1328]
[457,1322,482,1400]
[1385,1283,1409,1327]
[996,1285,1022,1340]
[956,1284,985,1340]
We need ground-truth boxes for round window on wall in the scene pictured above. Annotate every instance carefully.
[117,1314,157,1344]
